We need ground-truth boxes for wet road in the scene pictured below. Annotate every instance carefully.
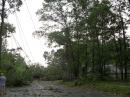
[5,81,121,97]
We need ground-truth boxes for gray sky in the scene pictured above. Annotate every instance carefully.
[7,0,50,67]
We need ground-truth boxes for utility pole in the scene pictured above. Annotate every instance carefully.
[0,0,6,66]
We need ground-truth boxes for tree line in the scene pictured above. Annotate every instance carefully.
[0,0,46,86]
[35,0,130,81]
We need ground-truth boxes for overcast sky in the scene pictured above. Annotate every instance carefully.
[7,0,50,67]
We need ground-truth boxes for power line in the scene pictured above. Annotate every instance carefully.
[11,33,32,65]
[13,14,26,51]
[14,12,35,62]
[23,0,45,52]
[13,13,33,64]
[6,18,32,65]
[7,15,33,65]
[24,0,37,31]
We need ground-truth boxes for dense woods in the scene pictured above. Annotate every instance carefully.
[34,0,130,81]
[1,0,130,96]
[1,0,130,88]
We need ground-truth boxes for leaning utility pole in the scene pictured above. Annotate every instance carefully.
[0,0,6,66]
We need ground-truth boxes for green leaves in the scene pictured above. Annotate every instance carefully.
[36,0,130,81]
[0,51,32,86]
[7,0,23,12]
[48,31,67,45]
[0,23,15,36]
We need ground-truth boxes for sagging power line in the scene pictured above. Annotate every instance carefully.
[6,17,32,65]
[23,0,45,52]
[14,12,35,63]
[10,33,32,65]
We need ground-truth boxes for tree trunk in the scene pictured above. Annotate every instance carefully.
[0,0,6,66]
[92,38,95,74]
[120,13,128,80]
[113,33,119,80]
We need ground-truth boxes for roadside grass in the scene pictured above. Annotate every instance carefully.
[58,80,130,97]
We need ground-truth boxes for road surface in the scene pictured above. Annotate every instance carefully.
[5,81,121,97]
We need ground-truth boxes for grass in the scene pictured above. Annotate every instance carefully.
[58,80,130,97]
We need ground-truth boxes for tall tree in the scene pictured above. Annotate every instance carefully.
[0,0,22,66]
[36,0,130,81]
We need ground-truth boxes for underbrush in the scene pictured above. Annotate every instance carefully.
[6,71,33,87]
[58,79,130,97]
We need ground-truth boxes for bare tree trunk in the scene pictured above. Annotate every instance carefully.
[0,0,6,66]
[118,6,128,80]
[85,42,88,77]
[118,38,124,80]
[92,38,95,74]
[113,33,119,80]
[120,14,128,80]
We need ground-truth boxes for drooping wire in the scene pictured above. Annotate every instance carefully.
[14,13,27,54]
[7,16,32,65]
[24,0,37,31]
[14,12,35,62]
[11,33,32,65]
[5,18,31,65]
[23,0,45,53]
